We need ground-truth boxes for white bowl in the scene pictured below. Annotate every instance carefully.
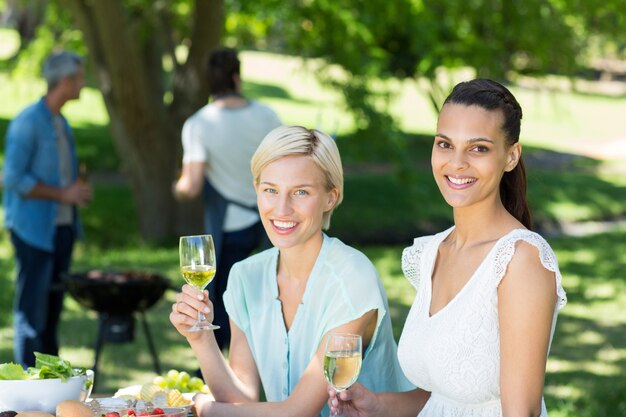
[0,369,94,414]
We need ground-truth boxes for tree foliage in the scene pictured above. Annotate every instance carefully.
[3,0,624,241]
[235,0,607,102]
[225,0,625,170]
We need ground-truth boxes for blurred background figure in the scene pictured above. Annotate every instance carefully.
[174,48,282,351]
[2,50,92,367]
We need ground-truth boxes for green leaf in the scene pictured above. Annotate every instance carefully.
[34,352,74,381]
[0,353,86,381]
[0,362,27,380]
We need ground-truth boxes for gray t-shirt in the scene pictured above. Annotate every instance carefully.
[181,100,281,231]
[53,116,73,225]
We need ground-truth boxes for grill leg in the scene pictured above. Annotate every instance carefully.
[92,314,107,390]
[140,312,161,374]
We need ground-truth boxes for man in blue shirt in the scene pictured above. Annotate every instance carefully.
[3,51,92,367]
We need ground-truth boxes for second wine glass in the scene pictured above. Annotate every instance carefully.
[324,332,362,416]
[179,234,219,331]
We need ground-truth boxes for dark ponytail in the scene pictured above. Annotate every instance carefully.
[500,159,532,230]
[443,79,532,230]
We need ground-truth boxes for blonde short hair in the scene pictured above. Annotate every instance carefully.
[251,126,344,230]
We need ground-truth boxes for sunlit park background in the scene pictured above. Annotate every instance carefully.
[0,1,625,415]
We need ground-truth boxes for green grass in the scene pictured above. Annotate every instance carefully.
[543,230,626,417]
[0,50,625,415]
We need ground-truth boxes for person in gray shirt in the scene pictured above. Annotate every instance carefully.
[174,48,282,350]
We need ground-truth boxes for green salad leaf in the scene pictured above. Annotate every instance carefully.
[0,362,27,380]
[34,352,73,381]
[0,353,87,381]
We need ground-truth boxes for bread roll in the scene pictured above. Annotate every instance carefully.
[15,413,55,417]
[56,400,93,417]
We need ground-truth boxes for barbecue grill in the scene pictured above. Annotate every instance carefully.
[64,270,171,385]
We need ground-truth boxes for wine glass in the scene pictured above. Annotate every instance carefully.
[179,234,219,331]
[324,332,362,415]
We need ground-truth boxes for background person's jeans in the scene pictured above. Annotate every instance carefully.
[11,226,74,367]
[208,221,268,351]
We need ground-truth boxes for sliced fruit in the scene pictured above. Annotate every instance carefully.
[167,389,191,406]
[152,392,168,408]
[140,383,165,401]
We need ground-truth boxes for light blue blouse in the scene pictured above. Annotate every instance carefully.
[224,234,413,417]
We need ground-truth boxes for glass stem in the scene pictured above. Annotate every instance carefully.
[197,310,206,322]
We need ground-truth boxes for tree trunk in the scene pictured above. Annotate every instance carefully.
[4,0,47,50]
[170,0,224,126]
[61,0,224,241]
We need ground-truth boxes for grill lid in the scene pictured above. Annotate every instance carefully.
[64,270,171,314]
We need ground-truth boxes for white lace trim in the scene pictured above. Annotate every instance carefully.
[401,229,567,309]
[492,230,567,310]
[401,235,434,289]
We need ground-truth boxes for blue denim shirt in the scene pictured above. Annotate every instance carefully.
[3,97,82,252]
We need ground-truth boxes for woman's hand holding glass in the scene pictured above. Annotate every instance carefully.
[324,333,362,416]
[176,234,219,332]
[171,284,214,338]
[328,382,380,417]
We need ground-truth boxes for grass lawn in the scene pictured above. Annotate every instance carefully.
[0,50,625,415]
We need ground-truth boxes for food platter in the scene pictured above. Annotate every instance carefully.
[88,397,190,417]
[113,384,195,406]
[0,354,203,417]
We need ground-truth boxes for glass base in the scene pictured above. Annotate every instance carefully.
[189,321,220,332]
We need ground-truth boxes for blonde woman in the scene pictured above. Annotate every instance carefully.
[171,126,412,417]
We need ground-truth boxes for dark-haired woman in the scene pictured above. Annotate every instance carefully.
[329,79,567,417]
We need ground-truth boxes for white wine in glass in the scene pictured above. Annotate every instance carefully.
[324,333,362,402]
[179,234,219,331]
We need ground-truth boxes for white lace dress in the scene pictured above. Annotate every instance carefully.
[397,227,567,417]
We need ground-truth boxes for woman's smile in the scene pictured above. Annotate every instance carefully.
[445,175,478,189]
[271,219,298,234]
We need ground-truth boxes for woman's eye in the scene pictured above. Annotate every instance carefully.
[294,189,308,196]
[472,145,489,153]
[436,140,451,149]
[264,187,277,194]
